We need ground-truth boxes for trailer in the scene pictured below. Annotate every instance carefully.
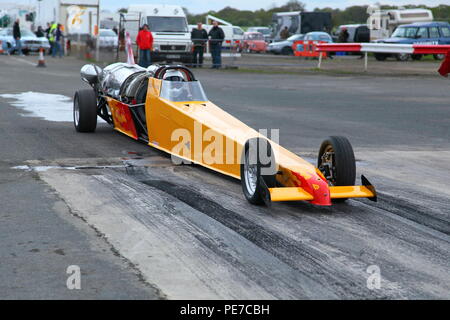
[368,8,433,41]
[271,11,332,41]
[35,0,100,35]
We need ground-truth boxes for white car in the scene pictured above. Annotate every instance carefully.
[99,29,118,48]
[0,28,50,54]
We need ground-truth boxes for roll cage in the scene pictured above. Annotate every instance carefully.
[87,64,199,141]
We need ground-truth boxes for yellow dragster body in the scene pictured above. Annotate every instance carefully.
[76,64,376,206]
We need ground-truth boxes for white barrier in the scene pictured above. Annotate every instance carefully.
[315,43,450,71]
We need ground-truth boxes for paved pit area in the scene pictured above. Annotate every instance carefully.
[0,55,449,299]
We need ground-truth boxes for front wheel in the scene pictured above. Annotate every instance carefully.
[73,89,97,132]
[318,136,356,202]
[374,53,387,61]
[281,46,293,55]
[241,138,277,205]
[396,53,410,61]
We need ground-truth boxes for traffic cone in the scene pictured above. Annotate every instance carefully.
[37,47,46,68]
[0,40,4,55]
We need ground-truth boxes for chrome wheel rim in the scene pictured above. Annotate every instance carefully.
[74,97,80,127]
[244,151,258,195]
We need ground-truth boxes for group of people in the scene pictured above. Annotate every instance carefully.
[135,20,225,69]
[190,20,225,69]
[7,19,64,58]
[42,22,64,58]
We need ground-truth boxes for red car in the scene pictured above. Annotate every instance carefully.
[240,32,267,53]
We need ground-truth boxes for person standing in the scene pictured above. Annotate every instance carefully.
[52,24,63,58]
[208,21,224,69]
[45,22,51,38]
[136,24,153,68]
[191,22,208,68]
[45,22,52,54]
[280,26,290,40]
[52,23,63,58]
[48,22,58,56]
[9,19,22,55]
[338,27,349,43]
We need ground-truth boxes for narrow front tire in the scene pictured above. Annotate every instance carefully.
[318,136,356,202]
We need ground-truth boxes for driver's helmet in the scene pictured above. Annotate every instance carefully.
[163,69,185,82]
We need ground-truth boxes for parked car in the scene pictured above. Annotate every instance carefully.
[267,34,304,55]
[303,31,333,43]
[99,29,118,48]
[0,27,50,54]
[239,32,267,53]
[374,22,450,61]
[247,26,272,42]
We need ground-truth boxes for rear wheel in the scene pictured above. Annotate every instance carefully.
[241,138,277,205]
[73,89,97,132]
[411,54,422,61]
[434,54,445,60]
[318,136,356,202]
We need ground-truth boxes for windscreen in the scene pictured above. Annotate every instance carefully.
[309,33,332,41]
[257,28,271,35]
[100,30,116,37]
[21,29,36,37]
[287,34,304,41]
[160,80,208,102]
[147,17,188,32]
[392,27,418,38]
[248,33,264,40]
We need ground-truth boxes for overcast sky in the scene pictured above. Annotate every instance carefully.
[10,0,449,14]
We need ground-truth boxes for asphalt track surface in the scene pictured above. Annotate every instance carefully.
[0,55,449,299]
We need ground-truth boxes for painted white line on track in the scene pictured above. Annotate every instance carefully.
[9,56,37,66]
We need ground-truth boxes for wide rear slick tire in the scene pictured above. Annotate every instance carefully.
[318,136,356,203]
[241,138,277,205]
[74,89,97,133]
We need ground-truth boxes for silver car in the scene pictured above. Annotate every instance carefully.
[0,27,50,54]
[267,34,304,55]
[99,29,118,49]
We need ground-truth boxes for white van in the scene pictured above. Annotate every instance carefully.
[128,4,192,63]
